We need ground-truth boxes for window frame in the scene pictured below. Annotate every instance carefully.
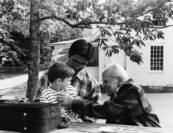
[150,45,164,72]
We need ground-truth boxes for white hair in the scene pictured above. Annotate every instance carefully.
[102,63,129,83]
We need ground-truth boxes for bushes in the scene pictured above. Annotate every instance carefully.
[0,66,27,73]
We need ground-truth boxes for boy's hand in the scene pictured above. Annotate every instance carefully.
[57,94,73,108]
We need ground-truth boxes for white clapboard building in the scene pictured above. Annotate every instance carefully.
[51,18,173,89]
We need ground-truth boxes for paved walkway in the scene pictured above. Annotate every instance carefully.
[0,71,45,90]
[147,93,173,129]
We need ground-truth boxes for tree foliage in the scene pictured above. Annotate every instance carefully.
[50,21,82,43]
[0,0,81,66]
[1,0,173,100]
[0,0,30,66]
[39,0,173,64]
[1,0,173,65]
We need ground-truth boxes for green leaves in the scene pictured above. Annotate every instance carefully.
[157,31,164,39]
[66,9,80,21]
[129,50,143,64]
[1,0,173,66]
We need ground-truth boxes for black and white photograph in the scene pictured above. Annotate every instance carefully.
[0,0,173,133]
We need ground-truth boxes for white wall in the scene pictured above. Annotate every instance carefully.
[124,27,173,86]
[99,26,173,86]
[52,23,173,86]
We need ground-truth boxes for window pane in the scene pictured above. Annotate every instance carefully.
[150,46,164,71]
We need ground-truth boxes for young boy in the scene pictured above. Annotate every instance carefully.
[40,61,79,122]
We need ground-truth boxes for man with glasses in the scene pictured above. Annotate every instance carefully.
[66,39,101,103]
[35,39,101,122]
[58,63,160,127]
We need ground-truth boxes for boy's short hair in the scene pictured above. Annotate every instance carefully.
[47,62,74,83]
[69,39,94,61]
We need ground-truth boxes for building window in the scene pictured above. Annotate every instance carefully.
[150,46,164,71]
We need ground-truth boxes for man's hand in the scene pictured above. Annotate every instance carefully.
[57,94,74,108]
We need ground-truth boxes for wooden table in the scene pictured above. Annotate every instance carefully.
[50,122,173,133]
[0,122,173,133]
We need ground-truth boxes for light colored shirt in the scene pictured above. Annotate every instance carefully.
[40,86,79,122]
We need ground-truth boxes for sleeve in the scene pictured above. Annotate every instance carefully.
[91,78,102,103]
[71,99,107,119]
[87,75,102,103]
[103,100,130,119]
[71,89,147,121]
[39,89,51,103]
[39,72,49,87]
[40,94,49,103]
[71,98,130,120]
[34,71,49,99]
[121,91,143,117]
[103,89,144,120]
[66,85,77,98]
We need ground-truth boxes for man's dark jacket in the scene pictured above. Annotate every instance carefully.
[71,80,160,127]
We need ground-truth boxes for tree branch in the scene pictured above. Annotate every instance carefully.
[150,24,173,29]
[40,15,99,28]
[39,12,173,30]
[39,14,125,28]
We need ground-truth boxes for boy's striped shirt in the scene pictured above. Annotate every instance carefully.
[40,86,79,121]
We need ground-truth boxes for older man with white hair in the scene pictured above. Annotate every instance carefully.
[101,63,129,97]
[58,63,160,127]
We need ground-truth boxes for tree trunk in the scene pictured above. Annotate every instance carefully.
[40,30,52,67]
[26,0,41,101]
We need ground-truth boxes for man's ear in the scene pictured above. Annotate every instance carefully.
[117,77,123,87]
[55,78,62,85]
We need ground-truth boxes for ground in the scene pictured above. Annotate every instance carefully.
[0,73,173,129]
[99,93,173,129]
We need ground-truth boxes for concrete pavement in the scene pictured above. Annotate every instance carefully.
[147,93,173,129]
[100,93,173,129]
[0,71,45,90]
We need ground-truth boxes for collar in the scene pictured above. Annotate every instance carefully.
[48,87,58,93]
[111,79,133,99]
[48,87,66,94]
[73,69,86,80]
[116,78,133,93]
